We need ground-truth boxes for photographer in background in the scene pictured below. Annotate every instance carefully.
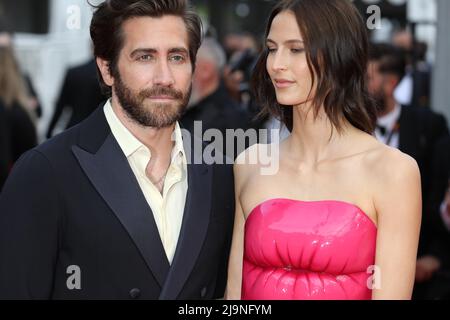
[222,32,262,129]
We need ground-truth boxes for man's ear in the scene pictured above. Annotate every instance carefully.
[385,74,400,94]
[96,57,114,87]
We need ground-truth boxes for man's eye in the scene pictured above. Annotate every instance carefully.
[170,55,185,63]
[139,55,153,61]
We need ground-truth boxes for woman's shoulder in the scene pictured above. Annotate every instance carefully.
[233,143,278,179]
[368,142,418,172]
[362,141,420,189]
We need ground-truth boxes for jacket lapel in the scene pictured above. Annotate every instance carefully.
[72,109,170,287]
[158,138,213,300]
[398,105,420,158]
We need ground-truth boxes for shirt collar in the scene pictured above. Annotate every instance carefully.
[377,103,401,130]
[103,99,186,164]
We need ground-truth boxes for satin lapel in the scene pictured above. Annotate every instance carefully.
[158,162,213,299]
[72,134,170,287]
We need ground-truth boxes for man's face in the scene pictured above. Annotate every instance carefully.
[112,15,193,128]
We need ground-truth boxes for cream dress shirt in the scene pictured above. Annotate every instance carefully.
[104,100,188,264]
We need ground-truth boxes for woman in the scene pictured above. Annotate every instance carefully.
[0,35,37,162]
[226,0,421,300]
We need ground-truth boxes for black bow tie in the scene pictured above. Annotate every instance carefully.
[377,125,387,136]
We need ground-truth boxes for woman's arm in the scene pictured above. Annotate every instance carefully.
[224,158,248,300]
[372,150,422,300]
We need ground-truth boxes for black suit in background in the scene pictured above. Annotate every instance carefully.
[2,100,37,163]
[427,136,450,267]
[416,135,450,300]
[0,101,11,191]
[397,105,449,257]
[46,59,105,139]
[181,84,252,159]
[0,106,235,299]
[181,84,251,134]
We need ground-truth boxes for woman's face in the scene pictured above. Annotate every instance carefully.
[266,10,314,107]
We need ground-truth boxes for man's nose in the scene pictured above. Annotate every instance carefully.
[153,59,175,86]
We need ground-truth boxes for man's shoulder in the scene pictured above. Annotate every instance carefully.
[35,124,81,157]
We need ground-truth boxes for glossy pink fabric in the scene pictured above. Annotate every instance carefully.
[241,198,377,300]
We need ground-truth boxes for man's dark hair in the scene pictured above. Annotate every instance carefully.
[90,0,203,95]
[369,43,407,82]
[251,0,377,134]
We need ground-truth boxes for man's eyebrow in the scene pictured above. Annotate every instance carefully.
[168,47,189,55]
[130,47,189,58]
[130,48,157,58]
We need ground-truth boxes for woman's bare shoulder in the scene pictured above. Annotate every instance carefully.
[234,143,275,171]
[362,142,420,191]
[366,143,418,173]
[233,143,279,187]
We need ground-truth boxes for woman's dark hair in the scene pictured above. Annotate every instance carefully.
[90,0,203,95]
[251,0,376,134]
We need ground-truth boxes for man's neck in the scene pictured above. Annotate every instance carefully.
[377,97,398,118]
[110,97,175,161]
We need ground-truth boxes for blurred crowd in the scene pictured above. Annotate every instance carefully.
[0,22,449,299]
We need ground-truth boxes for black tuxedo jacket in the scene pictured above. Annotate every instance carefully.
[0,107,235,299]
[398,105,448,198]
[398,105,449,257]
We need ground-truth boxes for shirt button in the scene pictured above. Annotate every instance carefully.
[129,288,141,299]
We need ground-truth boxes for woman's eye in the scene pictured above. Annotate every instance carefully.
[291,48,305,54]
[267,48,277,54]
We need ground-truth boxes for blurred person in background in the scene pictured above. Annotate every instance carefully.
[222,32,262,128]
[392,29,432,109]
[0,29,42,119]
[0,31,37,163]
[181,37,252,158]
[46,57,105,139]
[415,135,450,299]
[0,100,11,191]
[368,43,448,201]
[367,43,449,299]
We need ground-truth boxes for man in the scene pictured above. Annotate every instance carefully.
[368,43,449,299]
[181,37,252,158]
[415,135,450,299]
[368,43,448,201]
[46,58,105,138]
[0,0,235,299]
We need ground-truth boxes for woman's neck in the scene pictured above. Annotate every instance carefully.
[287,102,356,166]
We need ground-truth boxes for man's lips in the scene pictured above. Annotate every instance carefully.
[147,95,176,100]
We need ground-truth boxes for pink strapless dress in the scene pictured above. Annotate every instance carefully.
[241,198,377,300]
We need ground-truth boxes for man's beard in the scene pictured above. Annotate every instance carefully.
[372,90,387,115]
[114,73,191,128]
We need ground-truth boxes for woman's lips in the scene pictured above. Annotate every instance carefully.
[274,79,295,88]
